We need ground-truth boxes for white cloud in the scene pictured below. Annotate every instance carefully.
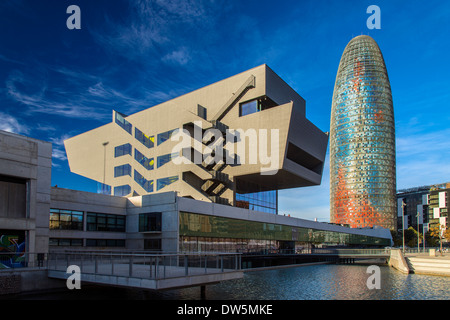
[0,112,30,134]
[396,127,450,189]
[162,47,191,66]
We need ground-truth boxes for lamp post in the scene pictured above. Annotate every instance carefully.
[423,223,427,253]
[402,200,406,254]
[417,211,420,253]
[102,141,109,194]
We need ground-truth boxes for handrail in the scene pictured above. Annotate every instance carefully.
[46,251,242,280]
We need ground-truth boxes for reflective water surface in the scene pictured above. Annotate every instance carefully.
[15,264,450,300]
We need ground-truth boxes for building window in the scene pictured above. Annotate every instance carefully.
[49,209,84,230]
[135,127,154,148]
[86,239,125,247]
[134,170,153,192]
[157,128,179,145]
[0,175,27,219]
[157,152,179,168]
[86,212,126,232]
[235,179,278,214]
[139,212,162,232]
[49,238,83,246]
[97,183,111,195]
[240,100,259,117]
[114,185,131,196]
[135,149,154,170]
[115,111,132,134]
[157,175,179,191]
[239,97,277,117]
[115,143,132,157]
[114,164,132,177]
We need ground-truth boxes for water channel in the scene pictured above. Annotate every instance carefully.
[14,263,450,300]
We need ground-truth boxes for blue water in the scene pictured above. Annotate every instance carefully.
[14,264,450,300]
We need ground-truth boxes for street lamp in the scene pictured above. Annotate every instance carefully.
[416,211,420,253]
[102,141,109,194]
[402,200,406,254]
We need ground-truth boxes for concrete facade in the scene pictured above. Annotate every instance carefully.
[0,130,52,256]
[64,65,328,212]
[48,190,392,252]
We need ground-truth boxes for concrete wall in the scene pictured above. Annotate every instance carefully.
[64,65,328,207]
[0,269,66,295]
[126,192,178,252]
[49,187,128,249]
[0,130,52,254]
[388,249,410,274]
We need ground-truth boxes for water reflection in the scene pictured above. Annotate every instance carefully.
[10,265,450,300]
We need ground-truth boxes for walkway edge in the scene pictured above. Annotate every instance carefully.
[388,249,410,274]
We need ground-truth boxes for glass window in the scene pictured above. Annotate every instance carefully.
[86,212,126,232]
[157,175,179,191]
[135,149,154,170]
[157,128,179,145]
[115,112,132,134]
[114,185,131,196]
[49,209,84,230]
[97,183,111,195]
[49,238,83,246]
[240,100,258,117]
[135,127,154,148]
[86,239,125,247]
[139,212,162,232]
[114,164,132,177]
[115,143,132,157]
[134,170,153,192]
[157,152,179,168]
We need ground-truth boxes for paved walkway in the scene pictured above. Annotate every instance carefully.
[405,252,450,260]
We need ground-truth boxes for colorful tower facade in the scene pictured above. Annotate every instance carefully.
[330,35,396,230]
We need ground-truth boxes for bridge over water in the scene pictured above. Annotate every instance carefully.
[241,248,391,268]
[3,249,391,294]
[46,251,243,291]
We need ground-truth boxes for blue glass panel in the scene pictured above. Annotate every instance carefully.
[134,170,153,193]
[97,183,111,195]
[240,100,258,116]
[115,112,132,134]
[157,152,179,168]
[114,185,131,196]
[135,149,154,170]
[157,176,178,191]
[135,127,154,148]
[114,164,131,177]
[157,128,179,145]
[114,143,132,157]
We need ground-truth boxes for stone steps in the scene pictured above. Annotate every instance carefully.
[405,257,450,276]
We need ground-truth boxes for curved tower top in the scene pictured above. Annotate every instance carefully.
[330,35,396,230]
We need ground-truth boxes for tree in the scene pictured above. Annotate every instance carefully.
[429,224,448,253]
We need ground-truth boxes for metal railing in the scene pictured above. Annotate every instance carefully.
[0,252,47,269]
[309,248,392,256]
[47,251,241,280]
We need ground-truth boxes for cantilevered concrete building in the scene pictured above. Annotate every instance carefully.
[330,36,396,230]
[65,65,329,214]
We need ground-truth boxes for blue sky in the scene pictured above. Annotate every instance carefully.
[1,0,449,221]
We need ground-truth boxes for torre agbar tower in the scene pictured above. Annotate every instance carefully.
[330,35,396,230]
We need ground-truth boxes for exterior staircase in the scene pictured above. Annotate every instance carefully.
[405,256,450,276]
